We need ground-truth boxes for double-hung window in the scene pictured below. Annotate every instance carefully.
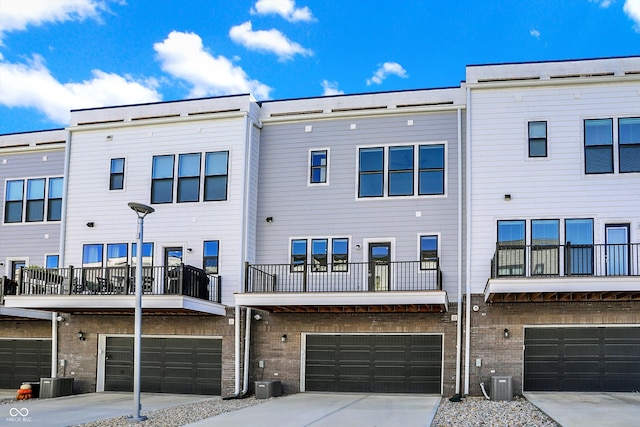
[359,147,384,197]
[106,243,128,267]
[151,155,175,203]
[584,119,614,174]
[110,158,125,190]
[619,117,640,173]
[26,178,45,222]
[177,153,201,203]
[419,144,445,195]
[83,244,104,268]
[204,151,229,201]
[131,242,154,266]
[531,219,559,275]
[203,240,219,274]
[4,180,24,223]
[47,178,63,221]
[310,150,328,184]
[420,235,438,270]
[497,220,526,276]
[528,121,547,157]
[311,239,328,272]
[389,146,414,196]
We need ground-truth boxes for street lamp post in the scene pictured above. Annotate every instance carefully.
[127,202,154,423]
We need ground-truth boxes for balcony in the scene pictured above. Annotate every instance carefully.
[236,260,448,313]
[485,243,640,303]
[1,264,224,315]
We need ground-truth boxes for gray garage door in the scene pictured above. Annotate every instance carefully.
[305,334,442,393]
[105,336,221,394]
[0,339,51,389]
[524,327,640,392]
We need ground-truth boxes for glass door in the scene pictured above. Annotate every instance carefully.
[368,243,390,291]
[164,247,183,293]
[606,224,629,276]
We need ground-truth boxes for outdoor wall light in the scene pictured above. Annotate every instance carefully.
[77,331,86,341]
[355,244,362,250]
[504,194,511,201]
[266,217,273,223]
[56,315,65,322]
[187,248,193,253]
[503,328,510,339]
[86,222,95,228]
[281,334,287,343]
[253,314,262,321]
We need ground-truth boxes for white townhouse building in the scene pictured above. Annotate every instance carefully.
[466,56,640,395]
[0,129,67,389]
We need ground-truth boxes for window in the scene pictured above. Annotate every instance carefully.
[419,144,445,195]
[204,151,228,201]
[531,219,559,275]
[389,146,414,196]
[565,219,593,275]
[47,178,63,221]
[311,239,328,272]
[178,153,201,202]
[497,220,525,276]
[151,155,174,203]
[4,180,24,223]
[26,178,45,222]
[203,240,219,274]
[291,239,307,272]
[619,117,640,173]
[310,150,327,184]
[332,238,349,272]
[584,119,613,174]
[106,243,128,267]
[359,147,384,197]
[82,244,103,268]
[110,158,125,190]
[131,242,154,266]
[420,235,438,270]
[528,121,547,157]
[45,255,59,269]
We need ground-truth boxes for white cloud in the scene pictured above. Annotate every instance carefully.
[154,31,272,99]
[251,0,314,22]
[366,62,408,86]
[589,0,612,8]
[624,0,640,30]
[321,80,343,96]
[530,28,541,38]
[0,0,107,41]
[229,21,312,60]
[0,54,161,124]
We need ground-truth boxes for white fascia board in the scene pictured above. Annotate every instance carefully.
[234,291,448,309]
[485,277,640,298]
[0,307,53,319]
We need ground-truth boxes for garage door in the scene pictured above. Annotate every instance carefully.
[305,334,442,393]
[105,336,221,394]
[524,327,640,392]
[0,339,51,389]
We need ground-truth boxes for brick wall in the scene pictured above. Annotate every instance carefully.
[466,296,640,396]
[0,319,51,338]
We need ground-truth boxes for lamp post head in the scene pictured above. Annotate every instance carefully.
[128,202,155,218]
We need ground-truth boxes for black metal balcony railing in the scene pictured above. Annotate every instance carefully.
[9,264,221,303]
[245,260,441,293]
[491,243,640,279]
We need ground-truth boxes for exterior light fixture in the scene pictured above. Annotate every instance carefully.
[281,334,287,343]
[127,202,155,423]
[253,314,262,321]
[77,331,85,341]
[86,222,95,228]
[503,328,510,339]
[504,194,511,201]
[266,217,273,223]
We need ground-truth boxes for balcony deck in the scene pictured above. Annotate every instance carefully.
[237,260,448,313]
[485,243,640,302]
[1,264,225,315]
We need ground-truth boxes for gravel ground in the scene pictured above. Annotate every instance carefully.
[431,396,560,427]
[2,395,560,426]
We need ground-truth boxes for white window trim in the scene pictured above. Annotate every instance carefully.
[416,232,442,261]
[525,119,551,161]
[307,148,330,186]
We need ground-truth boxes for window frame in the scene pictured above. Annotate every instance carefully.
[497,220,526,277]
[531,219,559,276]
[204,151,229,202]
[82,244,104,268]
[565,218,594,276]
[4,179,24,223]
[309,149,329,185]
[528,121,547,158]
[177,153,202,203]
[358,147,385,198]
[418,144,445,196]
[151,155,175,204]
[331,238,349,272]
[618,117,640,174]
[25,178,45,222]
[290,239,308,273]
[584,118,614,174]
[388,146,414,196]
[419,235,439,270]
[45,254,59,269]
[203,240,220,274]
[109,158,125,190]
[311,239,328,272]
[47,177,63,221]
[106,243,128,267]
[131,242,154,266]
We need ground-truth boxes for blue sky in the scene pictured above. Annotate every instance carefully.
[0,0,639,135]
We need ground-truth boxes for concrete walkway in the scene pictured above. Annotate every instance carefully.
[186,393,441,427]
[525,392,640,427]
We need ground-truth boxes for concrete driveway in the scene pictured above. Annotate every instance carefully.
[186,393,441,427]
[525,392,640,427]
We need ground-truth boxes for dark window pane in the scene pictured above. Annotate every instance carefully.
[291,239,307,272]
[419,171,444,195]
[359,148,383,172]
[110,158,125,190]
[566,219,593,276]
[419,145,445,195]
[389,171,413,196]
[204,152,228,201]
[178,177,200,202]
[531,219,559,275]
[203,240,219,274]
[420,235,438,270]
[5,201,23,223]
[585,146,613,174]
[26,179,45,222]
[585,119,613,146]
[497,220,525,277]
[620,146,640,173]
[389,146,413,196]
[419,145,444,169]
[204,176,228,201]
[151,179,173,203]
[359,173,383,197]
[310,150,327,183]
[529,139,547,157]
[311,239,328,272]
[47,199,62,221]
[585,119,613,174]
[619,118,640,173]
[332,238,348,272]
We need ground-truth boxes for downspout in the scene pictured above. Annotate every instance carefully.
[455,106,463,395]
[464,86,472,395]
[51,312,58,378]
[233,304,241,395]
[242,307,252,395]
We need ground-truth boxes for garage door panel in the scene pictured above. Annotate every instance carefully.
[0,339,52,388]
[525,327,640,392]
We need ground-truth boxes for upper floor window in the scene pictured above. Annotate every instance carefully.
[528,121,547,157]
[311,239,328,272]
[359,144,445,198]
[310,150,328,184]
[619,117,640,173]
[290,237,349,273]
[4,177,62,224]
[106,243,128,267]
[291,239,307,272]
[45,255,59,269]
[204,151,228,201]
[565,218,593,275]
[531,219,559,275]
[132,242,154,266]
[110,158,125,190]
[151,155,175,203]
[497,220,526,276]
[178,153,201,203]
[83,244,104,268]
[420,235,438,270]
[332,238,349,272]
[203,240,219,274]
[584,119,613,174]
